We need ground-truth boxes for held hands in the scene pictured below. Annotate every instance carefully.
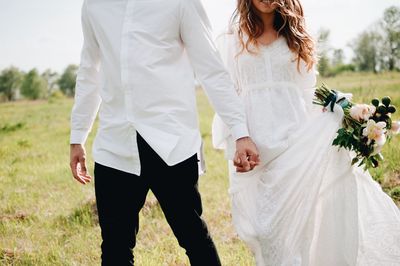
[69,139,259,180]
[70,144,92,185]
[234,137,260,173]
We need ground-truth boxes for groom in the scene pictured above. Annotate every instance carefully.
[69,0,259,265]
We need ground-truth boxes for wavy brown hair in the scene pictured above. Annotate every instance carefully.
[232,0,316,71]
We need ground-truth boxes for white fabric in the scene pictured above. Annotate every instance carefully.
[70,0,249,175]
[213,32,400,265]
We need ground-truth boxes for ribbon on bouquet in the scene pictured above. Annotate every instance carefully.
[324,90,353,112]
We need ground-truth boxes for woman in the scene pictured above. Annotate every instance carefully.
[212,0,400,265]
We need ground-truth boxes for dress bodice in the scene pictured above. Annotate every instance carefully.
[216,32,316,96]
[235,36,297,90]
[213,32,318,163]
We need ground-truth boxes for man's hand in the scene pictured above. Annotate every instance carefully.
[70,144,92,185]
[234,137,260,173]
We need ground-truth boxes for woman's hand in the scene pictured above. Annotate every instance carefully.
[234,137,260,172]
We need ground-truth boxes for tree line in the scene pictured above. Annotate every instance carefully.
[0,6,399,102]
[0,65,77,102]
[317,6,400,77]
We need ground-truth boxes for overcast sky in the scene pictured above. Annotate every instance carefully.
[0,0,398,72]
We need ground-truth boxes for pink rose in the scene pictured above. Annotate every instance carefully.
[350,104,376,122]
[390,121,400,135]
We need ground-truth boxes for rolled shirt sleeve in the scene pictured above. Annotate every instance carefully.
[70,0,102,144]
[179,0,249,141]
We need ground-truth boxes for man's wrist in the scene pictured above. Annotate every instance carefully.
[70,129,89,145]
[231,124,250,141]
[236,136,250,142]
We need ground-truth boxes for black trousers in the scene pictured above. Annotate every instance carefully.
[94,133,221,266]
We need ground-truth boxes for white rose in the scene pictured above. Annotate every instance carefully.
[362,120,387,145]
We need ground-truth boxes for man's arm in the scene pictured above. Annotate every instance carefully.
[179,0,259,171]
[70,0,102,184]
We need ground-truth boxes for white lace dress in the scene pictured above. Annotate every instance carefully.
[212,33,400,266]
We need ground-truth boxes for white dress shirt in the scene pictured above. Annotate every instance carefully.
[70,0,249,175]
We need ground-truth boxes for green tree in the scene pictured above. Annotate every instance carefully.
[331,49,345,67]
[21,69,47,100]
[318,56,330,77]
[317,29,332,77]
[380,6,400,71]
[352,31,381,72]
[58,64,78,96]
[0,67,22,101]
[42,69,59,97]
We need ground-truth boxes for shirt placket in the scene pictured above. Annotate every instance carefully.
[121,0,135,122]
[120,0,140,174]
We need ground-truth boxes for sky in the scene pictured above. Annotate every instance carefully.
[0,0,398,73]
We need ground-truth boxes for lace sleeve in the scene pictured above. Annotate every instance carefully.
[294,60,318,114]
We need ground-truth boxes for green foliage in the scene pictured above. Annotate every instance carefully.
[55,200,98,228]
[41,69,60,98]
[315,6,400,74]
[58,64,78,97]
[0,67,22,101]
[333,126,380,169]
[48,90,66,104]
[381,6,400,71]
[317,28,332,77]
[331,49,345,67]
[390,187,400,201]
[327,48,354,76]
[351,6,400,72]
[330,64,356,76]
[20,69,47,100]
[0,122,25,133]
[318,55,331,77]
[316,33,355,77]
[352,31,381,72]
[332,128,360,151]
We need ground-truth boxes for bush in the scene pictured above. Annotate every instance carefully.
[48,90,66,103]
[330,64,356,76]
[20,69,47,100]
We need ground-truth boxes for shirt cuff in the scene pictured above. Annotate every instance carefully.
[70,129,90,145]
[230,124,249,141]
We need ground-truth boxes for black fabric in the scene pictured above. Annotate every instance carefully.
[94,133,221,266]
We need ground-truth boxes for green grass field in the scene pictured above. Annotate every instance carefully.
[1,72,399,265]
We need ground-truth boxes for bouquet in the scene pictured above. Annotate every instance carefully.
[313,84,400,170]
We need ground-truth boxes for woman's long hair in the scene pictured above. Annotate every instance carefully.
[232,0,316,71]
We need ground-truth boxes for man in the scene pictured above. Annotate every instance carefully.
[69,0,259,265]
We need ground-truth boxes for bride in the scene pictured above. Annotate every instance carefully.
[212,0,400,265]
